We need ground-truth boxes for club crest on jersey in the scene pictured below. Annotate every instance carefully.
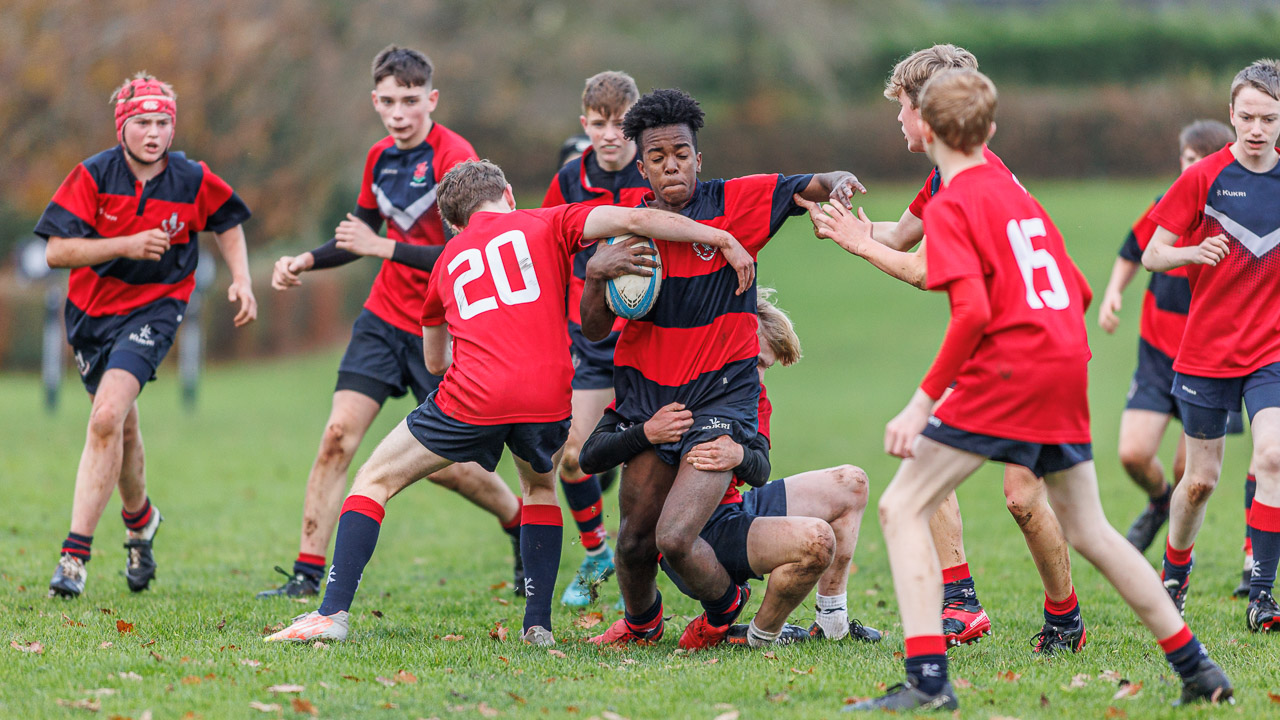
[411,161,430,187]
[161,212,185,238]
[692,242,717,261]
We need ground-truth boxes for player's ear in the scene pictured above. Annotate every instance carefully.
[579,115,589,133]
[426,88,439,112]
[370,90,379,112]
[987,122,997,141]
[503,184,516,211]
[695,152,702,173]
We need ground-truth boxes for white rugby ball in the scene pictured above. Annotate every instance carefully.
[605,233,662,320]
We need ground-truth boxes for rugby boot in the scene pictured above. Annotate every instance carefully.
[808,618,883,643]
[678,584,751,650]
[264,610,349,642]
[1164,572,1191,617]
[1030,615,1087,654]
[725,622,811,647]
[521,625,556,646]
[124,508,162,592]
[256,566,321,599]
[1124,501,1168,553]
[588,617,665,645]
[1232,557,1253,598]
[510,533,525,598]
[561,546,615,606]
[48,555,88,599]
[941,597,990,646]
[842,681,958,712]
[1175,657,1234,706]
[1246,590,1280,632]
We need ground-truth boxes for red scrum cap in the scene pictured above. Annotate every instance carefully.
[114,76,176,144]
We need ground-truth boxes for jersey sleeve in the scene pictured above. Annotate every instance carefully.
[420,260,447,327]
[355,143,382,213]
[197,164,252,233]
[1120,200,1161,259]
[906,170,939,219]
[34,164,99,239]
[922,197,983,290]
[554,203,595,253]
[432,135,480,182]
[1149,165,1211,236]
[767,173,815,237]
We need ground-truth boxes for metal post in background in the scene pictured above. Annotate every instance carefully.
[180,248,216,410]
[16,238,64,412]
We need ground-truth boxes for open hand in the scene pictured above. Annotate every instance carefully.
[228,278,257,327]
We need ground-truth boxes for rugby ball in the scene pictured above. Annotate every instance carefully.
[605,234,662,320]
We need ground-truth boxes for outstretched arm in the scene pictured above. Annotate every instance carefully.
[214,224,257,327]
[871,207,925,251]
[795,171,868,208]
[1143,225,1228,272]
[795,195,927,289]
[1097,257,1138,333]
[46,229,171,268]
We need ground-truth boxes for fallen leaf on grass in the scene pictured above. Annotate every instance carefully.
[489,623,509,642]
[182,676,202,685]
[762,652,776,660]
[477,702,499,718]
[394,670,417,684]
[11,641,44,654]
[620,658,637,665]
[1040,693,1050,707]
[381,702,398,710]
[116,620,134,634]
[442,634,464,641]
[891,651,904,660]
[766,692,790,703]
[55,698,101,711]
[952,677,972,689]
[85,688,118,697]
[996,670,1021,683]
[149,650,164,662]
[498,656,509,664]
[507,692,526,705]
[291,698,318,716]
[341,675,360,682]
[1100,670,1123,683]
[1269,692,1280,704]
[547,649,567,658]
[240,659,262,667]
[140,640,156,648]
[490,581,510,591]
[62,613,84,627]
[369,609,384,619]
[216,618,226,631]
[1112,681,1142,700]
[493,597,511,606]
[311,641,327,650]
[573,612,604,629]
[248,701,280,713]
[99,642,113,649]
[99,608,114,615]
[842,697,870,705]
[1067,673,1090,690]
[713,711,740,720]
[375,676,396,688]
[1104,707,1127,719]
[118,672,142,681]
[266,684,305,693]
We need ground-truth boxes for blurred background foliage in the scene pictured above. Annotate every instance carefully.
[2,0,1277,252]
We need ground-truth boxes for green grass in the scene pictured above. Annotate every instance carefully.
[0,179,1265,719]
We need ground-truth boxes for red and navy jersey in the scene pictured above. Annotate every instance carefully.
[359,124,478,335]
[612,173,813,429]
[34,146,250,318]
[721,383,773,506]
[541,146,651,354]
[420,204,595,424]
[1117,195,1191,359]
[908,146,1014,219]
[1150,145,1280,378]
[925,162,1093,444]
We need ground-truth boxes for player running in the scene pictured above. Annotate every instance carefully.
[540,71,651,607]
[578,88,865,650]
[813,45,1087,652]
[582,287,880,647]
[39,72,256,598]
[264,159,756,646]
[1143,59,1280,631]
[806,68,1232,711]
[1096,121,1256,594]
[259,47,526,599]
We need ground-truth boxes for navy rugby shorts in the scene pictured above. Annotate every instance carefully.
[405,392,570,473]
[922,418,1093,478]
[337,309,442,405]
[1174,362,1280,440]
[65,298,183,395]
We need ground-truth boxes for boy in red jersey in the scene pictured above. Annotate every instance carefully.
[579,88,865,650]
[810,70,1231,711]
[38,72,256,598]
[1143,59,1280,631]
[540,71,651,607]
[259,47,524,599]
[807,45,1086,652]
[1096,121,1256,586]
[265,160,755,645]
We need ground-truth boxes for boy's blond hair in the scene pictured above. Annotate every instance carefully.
[1230,58,1280,103]
[757,287,801,367]
[583,71,639,118]
[883,44,978,108]
[919,69,997,155]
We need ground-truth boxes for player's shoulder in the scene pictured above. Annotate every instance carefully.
[365,135,398,162]
[428,122,477,155]
[165,151,208,180]
[77,146,132,193]
[554,156,584,185]
[1186,145,1237,182]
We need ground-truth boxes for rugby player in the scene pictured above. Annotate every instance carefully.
[1143,59,1280,631]
[578,88,865,650]
[260,47,525,599]
[540,71,651,607]
[265,159,756,645]
[39,72,256,598]
[809,68,1232,711]
[808,45,1086,652]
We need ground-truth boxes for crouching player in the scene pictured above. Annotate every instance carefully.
[1143,59,1280,631]
[582,287,880,647]
[265,160,756,645]
[38,72,256,598]
[807,70,1232,710]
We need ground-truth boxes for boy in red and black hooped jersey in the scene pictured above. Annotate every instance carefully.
[38,72,256,599]
[540,71,652,607]
[258,46,529,601]
[1144,59,1280,632]
[578,87,864,650]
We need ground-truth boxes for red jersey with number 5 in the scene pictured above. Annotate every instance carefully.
[924,163,1093,444]
[420,204,595,424]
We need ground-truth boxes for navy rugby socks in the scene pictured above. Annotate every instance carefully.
[560,473,607,552]
[1044,587,1081,626]
[61,532,93,562]
[520,503,564,632]
[1160,625,1206,678]
[904,635,948,695]
[121,496,154,531]
[942,563,979,605]
[317,495,384,616]
[500,498,524,542]
[1162,539,1194,588]
[1248,500,1280,601]
[704,581,746,627]
[293,553,326,580]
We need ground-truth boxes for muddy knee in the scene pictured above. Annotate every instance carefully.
[319,420,359,465]
[797,519,836,574]
[832,464,870,511]
[1180,473,1219,507]
[87,401,128,441]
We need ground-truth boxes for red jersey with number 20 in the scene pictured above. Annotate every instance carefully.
[420,204,595,424]
[924,163,1093,444]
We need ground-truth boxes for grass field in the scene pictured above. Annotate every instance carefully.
[1,179,1266,719]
